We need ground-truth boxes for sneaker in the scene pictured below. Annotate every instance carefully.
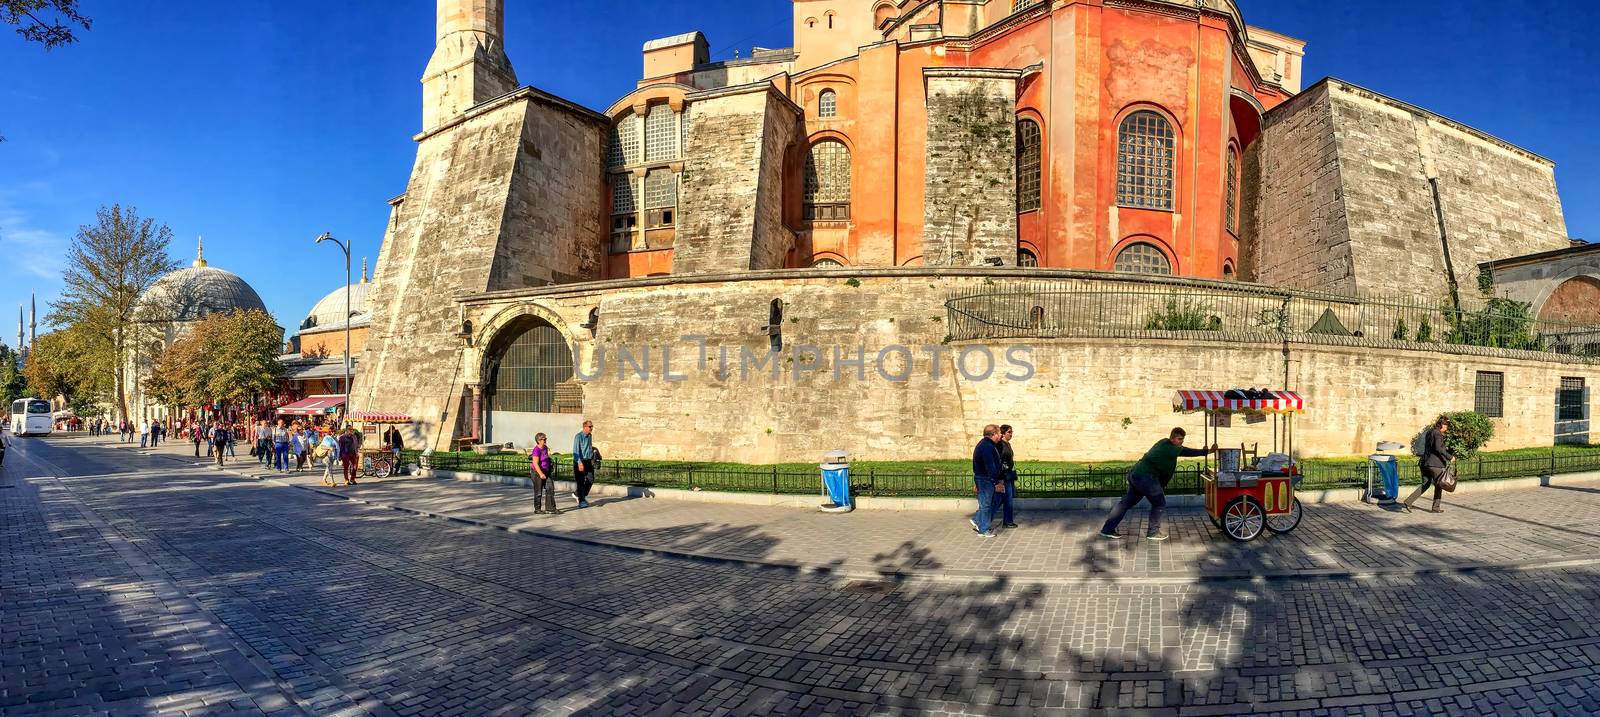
[1099,531,1122,539]
[577,500,590,509]
[1003,522,1019,529]
[969,518,979,533]
[1145,532,1170,542]
[978,531,995,538]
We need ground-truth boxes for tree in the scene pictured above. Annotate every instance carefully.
[22,329,78,401]
[2,1,90,49]
[0,345,27,405]
[145,309,283,413]
[48,205,178,419]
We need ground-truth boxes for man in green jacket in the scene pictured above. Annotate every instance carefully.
[1099,427,1214,541]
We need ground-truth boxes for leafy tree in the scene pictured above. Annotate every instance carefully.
[48,205,178,419]
[146,309,283,413]
[22,329,79,401]
[2,1,89,49]
[0,345,27,405]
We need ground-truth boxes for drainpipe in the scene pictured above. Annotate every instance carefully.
[1429,176,1464,317]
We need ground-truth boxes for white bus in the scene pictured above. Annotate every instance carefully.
[9,398,53,437]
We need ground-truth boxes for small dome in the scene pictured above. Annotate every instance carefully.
[303,283,370,330]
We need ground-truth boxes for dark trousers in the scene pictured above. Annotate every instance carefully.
[574,462,594,501]
[531,470,557,512]
[341,455,358,484]
[257,439,271,464]
[972,476,997,533]
[214,444,227,466]
[1101,472,1167,536]
[1404,465,1446,507]
[989,477,1017,525]
[193,440,200,457]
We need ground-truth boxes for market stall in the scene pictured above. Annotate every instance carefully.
[347,411,412,478]
[1173,389,1305,541]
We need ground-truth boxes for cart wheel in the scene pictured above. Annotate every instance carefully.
[1222,496,1265,542]
[373,457,395,479]
[1266,498,1302,534]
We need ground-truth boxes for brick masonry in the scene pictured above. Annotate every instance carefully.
[921,69,1020,267]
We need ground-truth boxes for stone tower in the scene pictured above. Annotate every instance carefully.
[422,0,517,132]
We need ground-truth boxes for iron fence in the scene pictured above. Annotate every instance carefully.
[401,449,1600,499]
[944,280,1600,356]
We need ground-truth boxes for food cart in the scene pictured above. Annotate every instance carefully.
[347,411,412,478]
[1173,389,1305,541]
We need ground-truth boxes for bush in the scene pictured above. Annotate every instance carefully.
[1144,297,1218,331]
[1392,317,1408,341]
[1439,410,1494,460]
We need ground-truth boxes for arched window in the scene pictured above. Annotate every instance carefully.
[1113,242,1172,275]
[486,318,573,414]
[1116,110,1175,210]
[1222,262,1236,281]
[1017,248,1038,267]
[811,257,843,268]
[818,89,837,118]
[608,113,641,168]
[804,140,851,221]
[1225,144,1240,234]
[1016,119,1041,212]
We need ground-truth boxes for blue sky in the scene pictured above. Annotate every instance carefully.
[1,0,1595,344]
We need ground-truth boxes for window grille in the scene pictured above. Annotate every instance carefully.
[1113,242,1172,275]
[1116,110,1175,210]
[1559,377,1585,421]
[644,170,677,210]
[611,174,637,215]
[644,104,678,162]
[1017,248,1039,267]
[1226,146,1240,233]
[818,90,837,118]
[680,105,691,156]
[811,258,843,268]
[488,320,573,414]
[611,114,641,167]
[803,140,851,220]
[1474,371,1504,418]
[1013,0,1040,10]
[1016,119,1041,212]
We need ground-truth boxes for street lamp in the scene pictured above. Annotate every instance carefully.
[315,232,351,422]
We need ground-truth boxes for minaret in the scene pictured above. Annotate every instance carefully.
[421,0,517,132]
[194,235,208,268]
[16,305,22,355]
[361,257,369,283]
[28,292,35,348]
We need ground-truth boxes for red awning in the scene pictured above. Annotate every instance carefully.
[1173,389,1304,415]
[276,395,346,416]
[349,411,412,423]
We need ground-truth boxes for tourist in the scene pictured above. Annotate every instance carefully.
[255,421,272,467]
[150,420,162,447]
[191,423,203,457]
[1403,416,1454,514]
[318,430,341,486]
[211,423,231,467]
[292,424,310,471]
[571,421,597,509]
[271,419,291,472]
[969,424,1003,538]
[337,427,360,485]
[1099,427,1215,542]
[529,432,556,514]
[991,424,1019,529]
[139,419,149,448]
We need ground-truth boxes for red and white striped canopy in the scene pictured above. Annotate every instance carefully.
[349,411,412,423]
[1173,389,1304,415]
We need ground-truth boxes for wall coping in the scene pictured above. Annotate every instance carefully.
[414,85,609,143]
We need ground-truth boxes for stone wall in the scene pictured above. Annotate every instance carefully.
[1250,79,1569,299]
[672,82,801,274]
[922,69,1020,267]
[455,270,1600,462]
[354,89,606,448]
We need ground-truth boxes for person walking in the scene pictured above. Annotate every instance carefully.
[528,433,557,514]
[190,423,203,457]
[211,423,231,468]
[337,427,360,485]
[271,420,291,473]
[991,424,1020,529]
[571,421,597,509]
[1100,427,1215,542]
[318,430,341,486]
[151,420,163,447]
[139,420,149,448]
[969,425,1003,538]
[254,421,271,467]
[1403,416,1454,514]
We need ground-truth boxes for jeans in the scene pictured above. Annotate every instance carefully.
[273,442,290,471]
[140,433,148,448]
[257,439,271,465]
[989,475,1017,525]
[972,476,997,533]
[1101,472,1167,536]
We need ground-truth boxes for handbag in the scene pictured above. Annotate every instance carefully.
[1437,466,1458,493]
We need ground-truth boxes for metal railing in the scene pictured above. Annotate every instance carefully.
[402,449,1600,499]
[943,280,1600,357]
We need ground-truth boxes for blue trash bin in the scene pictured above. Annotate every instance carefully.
[1368,454,1399,503]
[820,450,852,513]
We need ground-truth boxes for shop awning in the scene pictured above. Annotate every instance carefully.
[1173,389,1304,415]
[276,395,346,416]
[349,411,412,423]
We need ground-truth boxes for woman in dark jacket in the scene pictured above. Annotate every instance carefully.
[1404,416,1453,513]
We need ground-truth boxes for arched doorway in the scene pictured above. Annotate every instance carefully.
[481,315,582,446]
[1538,276,1600,325]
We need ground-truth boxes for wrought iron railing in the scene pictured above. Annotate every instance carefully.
[402,449,1600,499]
[943,280,1600,356]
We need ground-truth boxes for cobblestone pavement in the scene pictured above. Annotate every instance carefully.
[5,435,1600,716]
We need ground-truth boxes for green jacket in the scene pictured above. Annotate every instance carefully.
[1131,439,1208,486]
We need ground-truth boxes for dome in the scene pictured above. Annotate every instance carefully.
[304,282,369,329]
[138,237,268,322]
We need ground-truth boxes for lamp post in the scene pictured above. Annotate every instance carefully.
[315,233,351,422]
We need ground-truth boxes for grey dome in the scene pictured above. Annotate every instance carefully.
[141,265,267,322]
[303,282,369,329]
